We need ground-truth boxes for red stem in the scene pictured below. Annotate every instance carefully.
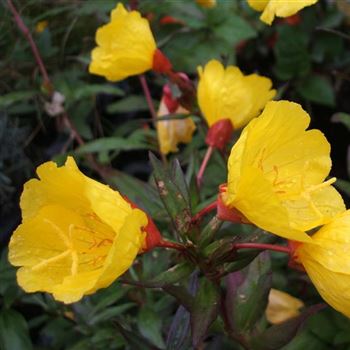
[156,239,186,251]
[7,0,52,91]
[6,0,110,180]
[139,75,157,121]
[197,146,214,188]
[233,243,291,254]
[192,200,217,223]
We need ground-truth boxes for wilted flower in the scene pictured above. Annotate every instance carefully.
[9,157,149,303]
[296,210,350,318]
[157,84,196,155]
[89,3,171,81]
[35,20,48,33]
[266,288,304,324]
[197,59,275,129]
[247,0,318,25]
[223,100,345,242]
[196,0,217,8]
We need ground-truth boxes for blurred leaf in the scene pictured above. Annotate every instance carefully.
[334,178,350,197]
[75,129,157,154]
[166,305,191,350]
[191,278,220,348]
[250,304,325,350]
[225,252,272,335]
[107,95,154,113]
[331,112,350,131]
[296,75,335,107]
[113,319,160,350]
[106,170,165,220]
[0,309,33,350]
[73,84,124,99]
[274,26,311,80]
[88,303,135,325]
[0,91,37,108]
[138,306,166,349]
[150,154,192,236]
[213,14,256,46]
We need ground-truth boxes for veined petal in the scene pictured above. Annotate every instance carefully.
[197,60,274,128]
[89,2,156,81]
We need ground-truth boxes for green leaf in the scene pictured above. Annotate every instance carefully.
[149,153,192,236]
[296,75,335,107]
[149,262,193,287]
[73,84,124,99]
[88,303,136,325]
[0,91,37,108]
[106,170,166,220]
[274,26,311,80]
[250,304,325,350]
[107,95,155,113]
[191,278,220,348]
[0,309,33,350]
[213,14,256,47]
[334,178,350,197]
[331,112,350,131]
[225,252,272,334]
[138,307,166,349]
[75,130,157,154]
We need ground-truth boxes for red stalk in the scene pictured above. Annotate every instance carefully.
[156,239,186,251]
[233,243,291,254]
[196,146,214,188]
[192,200,217,223]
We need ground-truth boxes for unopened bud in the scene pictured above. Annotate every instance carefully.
[217,184,246,223]
[152,49,173,74]
[206,119,233,150]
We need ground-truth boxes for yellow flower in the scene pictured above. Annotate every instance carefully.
[296,210,350,318]
[157,86,196,154]
[247,0,318,25]
[89,3,157,81]
[35,20,48,33]
[197,60,275,129]
[196,0,217,8]
[224,100,345,242]
[266,288,304,324]
[8,157,148,303]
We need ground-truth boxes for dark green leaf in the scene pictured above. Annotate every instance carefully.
[138,306,166,349]
[191,278,220,348]
[331,112,350,131]
[149,153,192,236]
[250,304,325,350]
[0,309,33,350]
[297,75,335,107]
[107,95,155,113]
[226,252,272,334]
[0,91,37,108]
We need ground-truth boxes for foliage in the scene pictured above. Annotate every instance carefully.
[1,0,350,349]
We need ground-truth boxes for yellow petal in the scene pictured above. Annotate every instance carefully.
[9,156,148,303]
[297,212,350,318]
[89,3,156,81]
[226,101,344,241]
[197,59,275,128]
[259,0,318,25]
[266,288,304,324]
[196,0,217,8]
[157,100,196,154]
[247,0,269,11]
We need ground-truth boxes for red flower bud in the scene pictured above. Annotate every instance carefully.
[162,84,179,113]
[217,184,247,223]
[160,15,184,25]
[152,49,173,74]
[283,14,301,26]
[122,196,162,251]
[205,119,233,150]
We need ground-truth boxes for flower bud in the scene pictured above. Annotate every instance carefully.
[205,119,234,150]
